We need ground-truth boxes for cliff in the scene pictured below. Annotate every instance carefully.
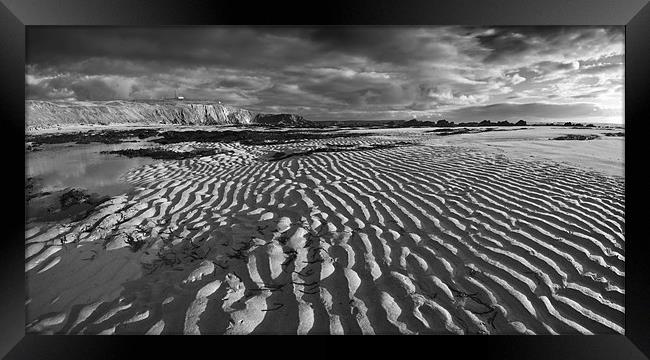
[26,100,313,130]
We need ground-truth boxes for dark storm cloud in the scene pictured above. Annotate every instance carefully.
[26,26,625,123]
[26,26,465,69]
[69,79,120,100]
[306,27,477,66]
[474,26,623,63]
[27,27,322,70]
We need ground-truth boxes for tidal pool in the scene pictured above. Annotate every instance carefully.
[27,141,158,196]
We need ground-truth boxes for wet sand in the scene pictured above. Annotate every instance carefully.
[25,126,624,335]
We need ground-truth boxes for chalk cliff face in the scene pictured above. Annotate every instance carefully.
[26,100,312,130]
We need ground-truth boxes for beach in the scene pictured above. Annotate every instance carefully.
[24,125,625,335]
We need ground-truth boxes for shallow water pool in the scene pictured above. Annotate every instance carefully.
[26,141,158,197]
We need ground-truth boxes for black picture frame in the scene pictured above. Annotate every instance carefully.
[2,0,649,358]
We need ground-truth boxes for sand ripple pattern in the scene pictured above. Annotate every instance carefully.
[25,139,624,335]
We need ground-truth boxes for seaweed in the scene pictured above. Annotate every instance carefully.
[152,129,372,146]
[26,129,161,145]
[102,147,233,160]
[551,134,599,140]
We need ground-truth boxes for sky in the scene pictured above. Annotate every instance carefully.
[26,26,624,123]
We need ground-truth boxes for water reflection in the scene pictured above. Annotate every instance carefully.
[27,141,158,197]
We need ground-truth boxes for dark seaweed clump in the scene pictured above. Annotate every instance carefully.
[26,129,161,146]
[27,187,109,223]
[604,132,624,137]
[425,127,529,136]
[551,134,599,140]
[102,147,234,160]
[426,128,493,136]
[59,188,92,209]
[152,129,371,146]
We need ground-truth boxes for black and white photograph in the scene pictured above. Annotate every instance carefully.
[23,26,625,335]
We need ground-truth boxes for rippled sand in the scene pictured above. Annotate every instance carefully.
[25,128,624,335]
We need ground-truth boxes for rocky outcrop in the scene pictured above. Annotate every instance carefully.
[253,113,313,127]
[26,100,311,130]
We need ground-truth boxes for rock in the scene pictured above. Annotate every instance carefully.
[26,100,310,130]
[552,134,599,140]
[604,132,624,137]
[253,113,314,127]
